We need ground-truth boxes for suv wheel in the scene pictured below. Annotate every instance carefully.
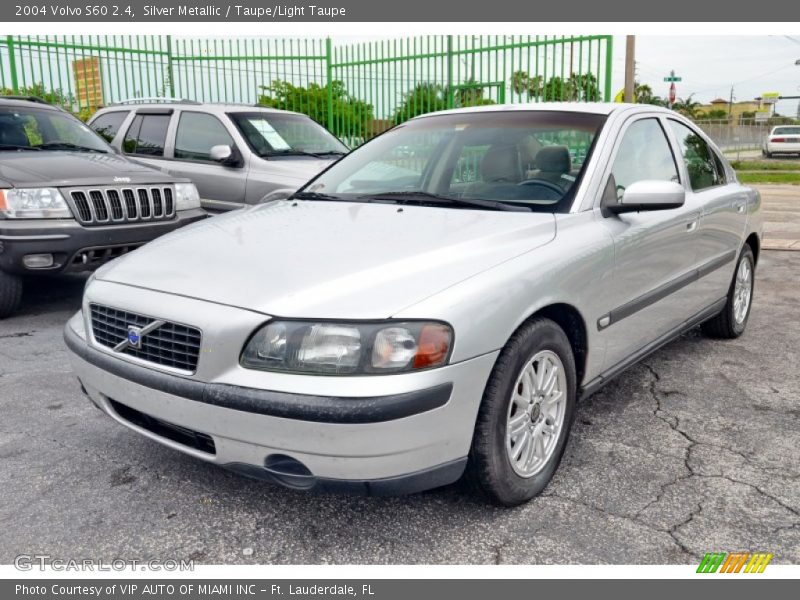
[466,317,577,506]
[702,245,755,339]
[0,270,23,319]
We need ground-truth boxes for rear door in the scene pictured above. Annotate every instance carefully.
[597,115,703,370]
[666,119,746,308]
[120,109,173,172]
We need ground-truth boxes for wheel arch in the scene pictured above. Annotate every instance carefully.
[745,232,760,265]
[515,302,588,388]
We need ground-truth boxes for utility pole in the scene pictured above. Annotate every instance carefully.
[624,35,635,103]
[728,86,735,121]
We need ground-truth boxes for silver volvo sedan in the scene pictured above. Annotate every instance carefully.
[65,103,762,505]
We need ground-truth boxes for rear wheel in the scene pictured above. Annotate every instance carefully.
[0,270,23,319]
[702,245,755,339]
[466,317,576,506]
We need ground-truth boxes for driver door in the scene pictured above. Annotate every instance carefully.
[598,116,703,371]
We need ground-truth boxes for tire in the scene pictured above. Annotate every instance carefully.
[466,317,577,506]
[702,245,755,339]
[0,270,23,319]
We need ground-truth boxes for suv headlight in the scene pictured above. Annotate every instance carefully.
[174,183,201,210]
[0,188,72,219]
[241,320,453,375]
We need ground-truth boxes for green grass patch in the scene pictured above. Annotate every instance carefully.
[731,160,800,171]
[736,171,800,184]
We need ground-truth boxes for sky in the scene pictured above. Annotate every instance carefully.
[614,35,800,116]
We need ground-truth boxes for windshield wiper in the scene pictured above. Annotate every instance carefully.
[0,144,40,151]
[261,149,345,159]
[37,142,107,153]
[355,191,531,212]
[292,191,345,201]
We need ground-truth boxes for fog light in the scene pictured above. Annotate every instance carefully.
[23,253,54,268]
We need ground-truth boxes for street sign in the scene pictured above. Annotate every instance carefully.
[669,82,677,104]
[761,91,780,104]
[664,69,682,82]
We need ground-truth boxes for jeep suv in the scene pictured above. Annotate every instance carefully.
[89,100,348,212]
[0,97,207,317]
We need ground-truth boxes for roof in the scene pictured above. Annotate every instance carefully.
[410,101,672,119]
[0,96,61,110]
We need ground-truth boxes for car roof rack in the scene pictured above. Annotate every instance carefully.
[111,97,201,106]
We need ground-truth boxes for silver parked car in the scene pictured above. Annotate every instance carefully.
[65,103,762,505]
[89,100,347,212]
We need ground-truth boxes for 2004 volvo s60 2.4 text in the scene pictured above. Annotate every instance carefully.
[65,103,762,505]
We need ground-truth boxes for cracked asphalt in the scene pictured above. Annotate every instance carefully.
[0,251,798,565]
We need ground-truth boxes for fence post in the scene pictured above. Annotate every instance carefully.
[325,37,334,132]
[6,36,19,93]
[603,36,613,102]
[446,35,454,109]
[166,35,175,98]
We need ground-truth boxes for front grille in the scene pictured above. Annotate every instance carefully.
[90,304,202,372]
[108,399,216,455]
[67,186,176,226]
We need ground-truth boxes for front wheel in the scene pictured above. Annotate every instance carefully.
[466,318,576,506]
[702,245,755,339]
[0,270,23,319]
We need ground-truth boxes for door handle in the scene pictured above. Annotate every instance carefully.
[686,220,698,232]
[734,201,746,213]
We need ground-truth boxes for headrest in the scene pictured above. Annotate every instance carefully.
[534,146,571,174]
[480,143,521,183]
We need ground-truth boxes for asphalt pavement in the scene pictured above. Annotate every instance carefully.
[0,252,798,565]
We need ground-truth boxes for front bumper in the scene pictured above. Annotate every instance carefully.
[0,208,207,275]
[64,306,497,495]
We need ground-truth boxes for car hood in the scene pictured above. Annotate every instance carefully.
[0,151,177,187]
[97,200,556,319]
[249,156,338,187]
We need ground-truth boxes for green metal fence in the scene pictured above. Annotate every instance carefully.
[0,35,613,146]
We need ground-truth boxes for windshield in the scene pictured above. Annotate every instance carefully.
[297,111,605,212]
[0,105,111,153]
[228,111,348,157]
[773,126,800,136]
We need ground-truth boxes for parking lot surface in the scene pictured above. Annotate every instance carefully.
[0,251,798,565]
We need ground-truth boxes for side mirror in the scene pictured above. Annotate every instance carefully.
[210,144,234,164]
[607,180,685,214]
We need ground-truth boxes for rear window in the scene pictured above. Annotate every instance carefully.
[90,111,128,142]
[123,114,170,156]
[772,126,800,136]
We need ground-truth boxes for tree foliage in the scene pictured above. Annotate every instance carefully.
[511,71,601,102]
[257,79,375,138]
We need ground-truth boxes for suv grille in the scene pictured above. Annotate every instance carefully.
[90,304,202,373]
[68,186,176,226]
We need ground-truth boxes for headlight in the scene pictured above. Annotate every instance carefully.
[241,320,453,375]
[0,188,71,219]
[174,183,201,210]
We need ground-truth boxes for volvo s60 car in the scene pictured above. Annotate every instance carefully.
[65,103,762,505]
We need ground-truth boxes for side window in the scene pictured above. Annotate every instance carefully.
[610,118,679,201]
[668,120,723,191]
[123,114,169,156]
[90,111,128,142]
[174,112,235,161]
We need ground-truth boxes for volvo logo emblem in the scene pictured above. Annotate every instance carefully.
[127,326,143,349]
[113,319,165,353]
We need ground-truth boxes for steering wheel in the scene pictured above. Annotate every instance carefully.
[516,178,565,195]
